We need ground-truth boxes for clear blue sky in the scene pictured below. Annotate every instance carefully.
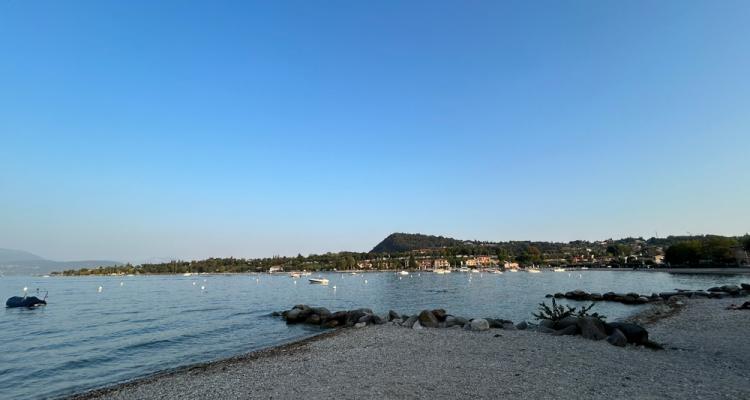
[1,1,748,262]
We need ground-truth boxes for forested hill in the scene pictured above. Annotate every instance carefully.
[371,233,464,253]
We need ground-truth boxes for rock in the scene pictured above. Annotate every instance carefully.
[454,316,468,326]
[431,309,447,322]
[590,293,603,301]
[391,318,403,325]
[539,319,555,329]
[486,318,504,329]
[310,307,331,317]
[354,322,367,329]
[412,321,424,330]
[357,314,373,325]
[346,309,370,326]
[553,293,564,298]
[568,289,590,300]
[501,322,516,330]
[551,325,578,336]
[537,326,555,334]
[418,310,439,328]
[689,291,709,298]
[285,308,312,324]
[372,314,386,325]
[636,296,650,304]
[707,286,722,292]
[330,311,349,324]
[721,285,741,294]
[403,315,418,328]
[470,319,490,331]
[603,292,616,300]
[270,311,282,317]
[322,319,339,329]
[659,291,679,299]
[293,304,311,311]
[577,316,607,340]
[709,292,728,299]
[622,295,637,304]
[545,294,553,298]
[606,328,627,347]
[606,322,649,344]
[388,310,401,321]
[741,283,750,291]
[555,316,580,331]
[516,321,528,330]
[445,316,457,328]
[305,314,321,325]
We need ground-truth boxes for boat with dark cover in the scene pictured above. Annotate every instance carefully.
[6,296,47,308]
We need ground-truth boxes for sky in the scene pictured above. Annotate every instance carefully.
[1,1,749,263]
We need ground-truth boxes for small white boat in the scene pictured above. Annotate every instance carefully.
[458,267,470,272]
[470,269,480,274]
[301,271,312,276]
[553,268,566,272]
[491,270,503,274]
[398,271,409,276]
[527,268,542,274]
[580,267,589,270]
[309,278,329,285]
[289,273,301,278]
[434,269,448,274]
[508,268,519,272]
[183,272,193,277]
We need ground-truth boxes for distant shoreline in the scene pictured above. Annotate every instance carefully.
[49,267,750,277]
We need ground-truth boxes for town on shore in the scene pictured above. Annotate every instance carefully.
[57,232,750,276]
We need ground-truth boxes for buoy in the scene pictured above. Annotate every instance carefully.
[120,282,124,287]
[200,285,205,291]
[97,286,103,293]
[23,287,28,294]
[192,281,196,286]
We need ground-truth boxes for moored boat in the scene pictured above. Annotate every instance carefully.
[309,278,329,285]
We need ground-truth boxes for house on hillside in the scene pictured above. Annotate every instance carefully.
[733,247,749,265]
[268,266,284,273]
[433,259,450,269]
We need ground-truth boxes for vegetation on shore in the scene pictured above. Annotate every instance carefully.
[57,232,750,276]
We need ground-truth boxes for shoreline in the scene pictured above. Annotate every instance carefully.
[50,267,750,277]
[66,295,750,399]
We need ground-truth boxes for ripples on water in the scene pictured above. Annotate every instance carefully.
[0,271,742,399]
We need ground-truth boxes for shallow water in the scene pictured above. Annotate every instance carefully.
[0,271,742,399]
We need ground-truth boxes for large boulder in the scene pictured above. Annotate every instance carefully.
[577,317,607,340]
[606,328,627,347]
[388,310,401,321]
[515,321,528,330]
[445,316,458,328]
[372,314,386,325]
[741,283,750,291]
[470,319,490,331]
[454,316,469,326]
[606,322,649,345]
[721,285,741,295]
[555,316,580,331]
[403,315,418,328]
[413,321,424,330]
[354,322,367,329]
[431,309,447,322]
[311,307,331,318]
[5,296,46,308]
[551,325,578,336]
[418,310,439,328]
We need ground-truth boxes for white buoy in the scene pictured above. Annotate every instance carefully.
[294,280,297,285]
[333,285,337,290]
[98,286,103,293]
[192,281,196,286]
[201,285,205,291]
[23,287,28,293]
[120,282,124,287]
[399,277,402,280]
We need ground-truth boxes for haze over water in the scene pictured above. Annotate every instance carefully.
[1,271,744,400]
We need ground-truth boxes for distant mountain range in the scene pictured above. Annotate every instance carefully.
[0,248,121,276]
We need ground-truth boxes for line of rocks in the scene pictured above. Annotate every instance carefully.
[546,283,750,305]
[536,315,662,349]
[274,305,528,332]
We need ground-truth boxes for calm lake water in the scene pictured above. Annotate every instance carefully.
[0,271,743,399]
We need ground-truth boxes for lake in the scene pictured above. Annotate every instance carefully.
[0,271,743,399]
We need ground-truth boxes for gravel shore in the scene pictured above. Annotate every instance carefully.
[73,298,750,400]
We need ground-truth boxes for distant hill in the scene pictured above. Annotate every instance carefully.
[0,248,121,275]
[371,233,464,253]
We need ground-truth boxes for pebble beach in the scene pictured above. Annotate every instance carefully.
[71,297,750,400]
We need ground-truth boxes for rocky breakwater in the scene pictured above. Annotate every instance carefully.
[274,305,527,332]
[546,283,750,306]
